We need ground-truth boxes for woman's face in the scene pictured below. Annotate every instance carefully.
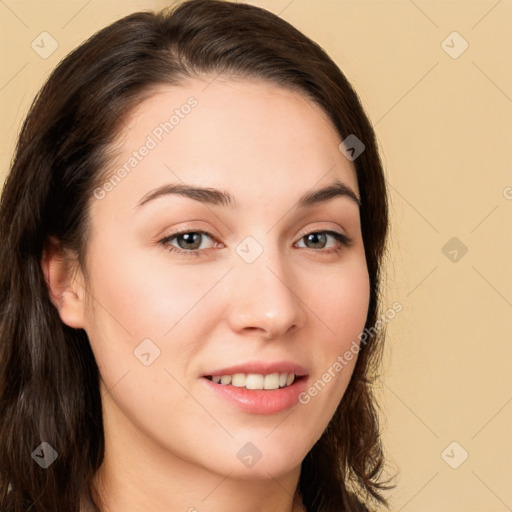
[73,77,369,482]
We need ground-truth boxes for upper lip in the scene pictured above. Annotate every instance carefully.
[203,361,309,377]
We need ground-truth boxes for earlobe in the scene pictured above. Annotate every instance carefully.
[41,236,87,329]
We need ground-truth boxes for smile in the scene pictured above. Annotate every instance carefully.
[205,372,299,390]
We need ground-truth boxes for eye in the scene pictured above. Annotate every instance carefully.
[295,230,352,253]
[158,229,352,258]
[159,230,222,257]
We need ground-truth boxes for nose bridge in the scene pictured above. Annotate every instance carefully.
[228,235,306,337]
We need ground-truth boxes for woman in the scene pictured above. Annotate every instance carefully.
[0,0,394,510]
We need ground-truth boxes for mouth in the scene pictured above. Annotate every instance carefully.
[201,361,310,413]
[202,370,309,414]
[204,372,307,390]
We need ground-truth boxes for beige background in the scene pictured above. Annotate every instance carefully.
[1,1,511,510]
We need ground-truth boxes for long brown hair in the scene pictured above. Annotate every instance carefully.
[0,1,393,510]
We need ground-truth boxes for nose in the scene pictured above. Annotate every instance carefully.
[226,248,307,339]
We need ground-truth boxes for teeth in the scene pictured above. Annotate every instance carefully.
[209,372,297,390]
[263,373,280,390]
[245,374,264,389]
[231,373,246,387]
[220,375,231,385]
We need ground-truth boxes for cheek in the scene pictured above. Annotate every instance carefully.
[85,238,201,330]
[82,240,224,378]
[309,255,370,349]
[307,253,370,384]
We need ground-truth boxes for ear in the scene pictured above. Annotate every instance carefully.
[41,236,87,329]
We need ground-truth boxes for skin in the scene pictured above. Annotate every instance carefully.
[43,77,370,512]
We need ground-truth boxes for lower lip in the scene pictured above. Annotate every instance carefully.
[202,376,308,415]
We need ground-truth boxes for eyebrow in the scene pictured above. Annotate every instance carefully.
[135,179,361,210]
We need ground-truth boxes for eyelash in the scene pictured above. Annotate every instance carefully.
[158,229,352,258]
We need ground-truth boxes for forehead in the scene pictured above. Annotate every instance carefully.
[98,76,358,211]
